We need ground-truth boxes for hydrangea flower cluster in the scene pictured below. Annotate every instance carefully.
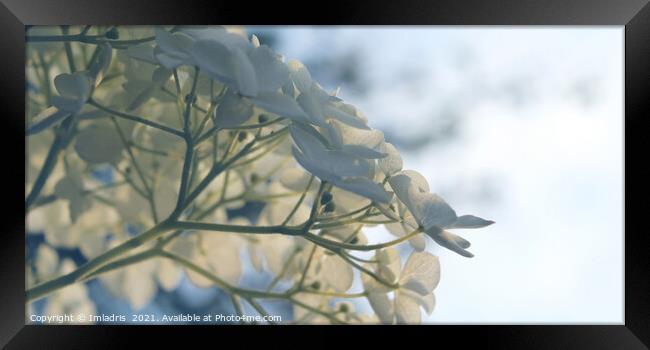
[26,26,493,324]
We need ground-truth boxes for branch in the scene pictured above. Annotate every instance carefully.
[88,99,185,138]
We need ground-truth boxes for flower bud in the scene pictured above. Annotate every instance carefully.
[323,202,336,213]
[105,27,119,40]
[338,302,351,313]
[184,94,196,105]
[258,114,269,123]
[320,191,333,205]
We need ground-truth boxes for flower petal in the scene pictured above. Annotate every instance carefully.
[367,292,394,324]
[54,72,91,100]
[287,59,313,93]
[213,91,254,128]
[411,192,458,230]
[188,39,232,81]
[248,45,289,93]
[425,227,474,258]
[74,123,124,164]
[321,254,353,292]
[399,252,441,296]
[335,177,392,204]
[230,48,258,97]
[395,290,422,324]
[378,142,403,175]
[448,215,495,229]
[253,92,307,121]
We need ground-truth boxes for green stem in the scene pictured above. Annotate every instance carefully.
[173,221,301,236]
[25,117,74,210]
[303,228,423,252]
[172,67,200,217]
[281,176,315,226]
[26,221,173,302]
[88,99,184,138]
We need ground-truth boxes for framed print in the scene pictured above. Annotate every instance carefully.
[1,0,649,348]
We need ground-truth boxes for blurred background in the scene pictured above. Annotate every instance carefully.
[28,26,624,324]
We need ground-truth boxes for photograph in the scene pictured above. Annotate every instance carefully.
[24,25,623,325]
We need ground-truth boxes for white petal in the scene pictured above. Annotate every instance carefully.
[68,196,92,223]
[425,227,474,258]
[79,231,107,259]
[323,103,369,130]
[126,44,157,64]
[412,193,457,230]
[259,235,295,275]
[152,67,172,86]
[153,184,178,221]
[248,245,263,272]
[408,234,427,252]
[253,92,307,121]
[321,254,353,292]
[213,91,254,128]
[154,51,185,69]
[421,292,436,315]
[53,171,84,200]
[376,248,401,283]
[335,177,391,204]
[341,145,386,159]
[74,124,124,164]
[287,59,313,93]
[378,142,403,175]
[188,39,233,82]
[279,167,317,192]
[326,153,371,178]
[297,89,327,126]
[155,28,193,55]
[248,45,289,93]
[389,172,425,205]
[292,146,337,183]
[54,72,91,100]
[202,234,243,285]
[156,258,182,291]
[366,292,394,324]
[395,290,422,324]
[250,34,260,48]
[399,252,441,296]
[35,244,59,280]
[335,120,384,148]
[230,48,258,97]
[448,215,495,229]
[124,267,156,310]
[289,124,327,160]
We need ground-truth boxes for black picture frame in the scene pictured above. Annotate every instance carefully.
[2,0,648,348]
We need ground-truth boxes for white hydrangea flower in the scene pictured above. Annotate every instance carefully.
[389,170,494,257]
[28,43,112,135]
[290,124,391,203]
[363,252,440,324]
